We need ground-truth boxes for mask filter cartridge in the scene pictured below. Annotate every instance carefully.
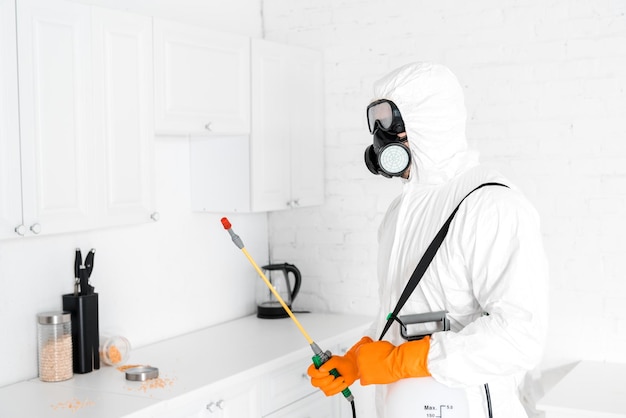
[364,131,411,178]
[379,143,411,175]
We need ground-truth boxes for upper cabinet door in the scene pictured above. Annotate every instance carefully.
[250,40,292,212]
[92,7,155,227]
[16,0,96,235]
[153,19,250,136]
[250,39,324,212]
[287,46,324,209]
[0,0,23,239]
[10,0,156,238]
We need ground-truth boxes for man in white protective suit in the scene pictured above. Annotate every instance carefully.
[307,62,549,418]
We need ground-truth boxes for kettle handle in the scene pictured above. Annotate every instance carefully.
[262,263,302,301]
[283,263,301,301]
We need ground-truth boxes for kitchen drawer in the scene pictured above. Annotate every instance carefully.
[150,378,259,418]
[263,390,335,418]
[260,358,316,415]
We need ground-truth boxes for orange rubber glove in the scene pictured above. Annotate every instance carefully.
[307,336,373,396]
[357,336,431,385]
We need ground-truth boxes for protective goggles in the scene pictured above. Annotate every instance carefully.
[366,99,405,135]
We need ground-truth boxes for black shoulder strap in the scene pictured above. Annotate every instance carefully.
[378,182,508,341]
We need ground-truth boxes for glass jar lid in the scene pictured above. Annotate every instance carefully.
[37,311,71,325]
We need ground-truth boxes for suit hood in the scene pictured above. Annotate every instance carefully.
[372,62,479,185]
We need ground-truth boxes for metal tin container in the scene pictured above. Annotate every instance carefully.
[125,366,159,381]
[37,311,73,382]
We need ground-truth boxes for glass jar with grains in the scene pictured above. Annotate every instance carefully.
[37,311,73,382]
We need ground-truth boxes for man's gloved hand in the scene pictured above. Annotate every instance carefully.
[307,336,372,396]
[357,336,431,385]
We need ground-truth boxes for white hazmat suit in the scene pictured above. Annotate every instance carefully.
[366,62,549,417]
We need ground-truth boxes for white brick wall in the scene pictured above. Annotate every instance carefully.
[264,0,626,372]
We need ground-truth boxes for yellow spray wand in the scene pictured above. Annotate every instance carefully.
[221,217,354,403]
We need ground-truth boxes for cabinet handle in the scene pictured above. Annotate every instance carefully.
[30,223,41,234]
[204,122,212,131]
[14,225,26,236]
[150,212,160,222]
[293,198,300,207]
[206,400,224,413]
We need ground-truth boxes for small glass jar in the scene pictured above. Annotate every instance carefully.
[99,335,131,366]
[37,311,73,382]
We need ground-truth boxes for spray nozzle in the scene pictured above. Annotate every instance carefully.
[221,217,244,249]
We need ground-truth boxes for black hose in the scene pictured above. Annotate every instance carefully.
[350,400,357,418]
[484,383,493,418]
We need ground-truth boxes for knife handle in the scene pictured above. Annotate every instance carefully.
[85,249,95,277]
[74,248,82,296]
[74,248,82,274]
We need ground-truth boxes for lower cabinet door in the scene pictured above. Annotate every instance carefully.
[157,380,259,418]
[204,382,259,418]
[259,359,317,415]
[263,391,336,418]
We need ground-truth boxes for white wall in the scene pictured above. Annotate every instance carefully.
[263,0,626,379]
[0,0,265,388]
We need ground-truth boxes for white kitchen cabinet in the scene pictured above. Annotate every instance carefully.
[264,391,336,418]
[2,0,156,238]
[260,357,319,416]
[250,38,324,211]
[16,0,96,236]
[189,39,324,213]
[91,6,155,228]
[170,379,259,418]
[0,0,22,239]
[260,357,339,418]
[153,18,250,136]
[135,376,259,418]
[203,381,259,418]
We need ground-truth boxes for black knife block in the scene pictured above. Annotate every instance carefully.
[62,293,100,373]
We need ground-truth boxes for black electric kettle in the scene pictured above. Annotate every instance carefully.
[256,263,301,319]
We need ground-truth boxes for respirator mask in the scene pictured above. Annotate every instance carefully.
[364,99,411,178]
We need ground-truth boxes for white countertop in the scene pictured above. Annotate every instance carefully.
[537,360,626,417]
[0,313,373,418]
